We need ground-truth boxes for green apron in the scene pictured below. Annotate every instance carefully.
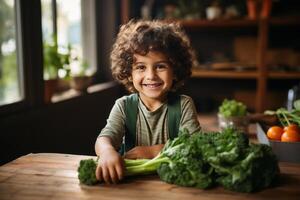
[120,93,181,154]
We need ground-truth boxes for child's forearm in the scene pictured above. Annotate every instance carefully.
[149,144,165,156]
[124,144,165,159]
[95,136,125,184]
[95,136,116,156]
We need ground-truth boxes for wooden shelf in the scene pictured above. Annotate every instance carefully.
[268,71,300,79]
[121,0,300,112]
[269,16,300,26]
[191,69,258,79]
[165,19,258,29]
[165,17,300,29]
[192,69,300,79]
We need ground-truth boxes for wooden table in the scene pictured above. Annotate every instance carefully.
[0,153,299,200]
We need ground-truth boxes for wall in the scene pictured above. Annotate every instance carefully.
[0,83,121,165]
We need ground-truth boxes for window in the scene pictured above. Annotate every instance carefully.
[0,0,113,115]
[41,0,97,103]
[42,0,96,79]
[0,0,22,106]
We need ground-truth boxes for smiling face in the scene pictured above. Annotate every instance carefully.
[131,51,174,104]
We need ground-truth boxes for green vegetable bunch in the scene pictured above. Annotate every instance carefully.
[196,128,279,192]
[294,99,300,111]
[157,129,214,189]
[158,128,279,192]
[219,99,247,118]
[265,99,300,127]
[78,128,279,193]
[78,157,160,185]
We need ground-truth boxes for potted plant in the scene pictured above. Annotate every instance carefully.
[69,59,93,93]
[206,0,222,20]
[218,99,249,133]
[43,35,72,103]
[176,0,204,20]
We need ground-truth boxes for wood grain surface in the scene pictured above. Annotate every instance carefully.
[0,153,299,200]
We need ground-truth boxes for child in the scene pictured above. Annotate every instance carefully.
[95,20,201,184]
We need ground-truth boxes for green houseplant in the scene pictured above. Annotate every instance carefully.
[69,59,93,93]
[43,39,71,80]
[43,35,71,103]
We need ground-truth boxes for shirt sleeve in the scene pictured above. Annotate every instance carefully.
[98,96,126,150]
[179,95,201,134]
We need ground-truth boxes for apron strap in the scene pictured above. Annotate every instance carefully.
[122,93,181,154]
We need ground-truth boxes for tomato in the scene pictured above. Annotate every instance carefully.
[267,126,284,141]
[283,124,300,134]
[281,129,300,142]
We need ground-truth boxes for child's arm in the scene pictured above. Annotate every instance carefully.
[124,144,164,159]
[95,137,125,184]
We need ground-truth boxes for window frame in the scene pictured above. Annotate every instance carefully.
[0,0,115,117]
[0,0,44,116]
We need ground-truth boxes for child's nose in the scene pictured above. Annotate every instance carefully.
[145,68,157,79]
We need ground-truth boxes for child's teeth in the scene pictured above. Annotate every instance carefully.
[144,84,158,88]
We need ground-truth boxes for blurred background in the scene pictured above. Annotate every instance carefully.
[1,0,300,165]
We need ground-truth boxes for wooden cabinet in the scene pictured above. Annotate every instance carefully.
[120,0,300,112]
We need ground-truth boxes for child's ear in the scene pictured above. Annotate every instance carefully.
[128,76,133,82]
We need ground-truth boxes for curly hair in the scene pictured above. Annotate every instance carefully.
[110,20,198,92]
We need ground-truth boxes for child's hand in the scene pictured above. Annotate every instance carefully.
[124,144,164,159]
[95,147,125,184]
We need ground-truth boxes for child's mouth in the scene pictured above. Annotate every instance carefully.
[142,83,162,88]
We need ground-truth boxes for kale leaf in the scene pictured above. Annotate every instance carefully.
[157,128,279,192]
[157,129,213,189]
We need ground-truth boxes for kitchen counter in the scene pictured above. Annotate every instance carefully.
[0,153,299,200]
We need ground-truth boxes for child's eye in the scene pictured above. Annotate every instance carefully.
[134,65,146,71]
[155,63,169,71]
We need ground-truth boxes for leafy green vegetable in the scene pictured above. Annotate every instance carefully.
[219,99,247,118]
[211,143,279,192]
[78,128,279,193]
[78,157,157,185]
[78,158,98,185]
[265,107,300,127]
[157,128,279,192]
[294,99,300,111]
[157,129,213,189]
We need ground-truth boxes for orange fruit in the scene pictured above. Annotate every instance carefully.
[283,124,300,133]
[267,126,284,141]
[281,130,300,142]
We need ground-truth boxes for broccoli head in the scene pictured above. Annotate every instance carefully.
[78,158,98,185]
